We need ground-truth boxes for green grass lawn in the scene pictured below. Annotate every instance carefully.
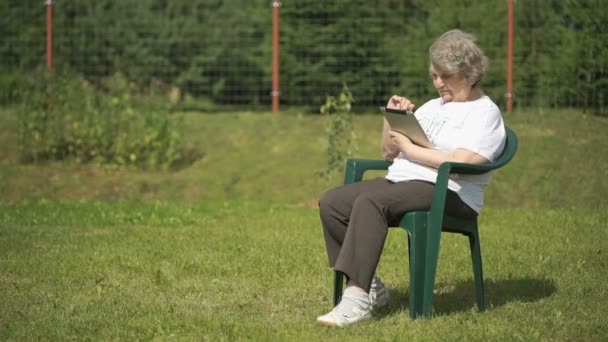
[1,107,608,340]
[1,203,606,340]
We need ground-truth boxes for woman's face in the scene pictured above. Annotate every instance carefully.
[429,64,472,102]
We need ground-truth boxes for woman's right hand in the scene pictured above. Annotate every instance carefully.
[387,95,415,111]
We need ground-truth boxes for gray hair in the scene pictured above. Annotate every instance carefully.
[429,29,489,86]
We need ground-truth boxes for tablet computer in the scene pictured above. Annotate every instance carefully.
[380,107,433,148]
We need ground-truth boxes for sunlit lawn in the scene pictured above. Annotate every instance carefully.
[1,202,606,340]
[1,107,607,340]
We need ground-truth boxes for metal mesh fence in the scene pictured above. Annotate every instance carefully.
[1,0,606,114]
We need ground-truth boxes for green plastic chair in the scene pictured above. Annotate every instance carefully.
[332,127,518,319]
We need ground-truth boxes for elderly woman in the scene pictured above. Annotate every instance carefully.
[317,29,506,327]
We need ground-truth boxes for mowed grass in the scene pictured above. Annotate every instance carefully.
[1,107,608,340]
[1,203,606,340]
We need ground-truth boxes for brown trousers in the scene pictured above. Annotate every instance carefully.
[319,177,477,292]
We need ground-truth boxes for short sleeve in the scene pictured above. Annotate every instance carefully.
[456,101,506,162]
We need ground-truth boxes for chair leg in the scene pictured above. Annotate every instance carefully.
[468,228,485,311]
[333,271,344,307]
[403,213,430,319]
[408,230,427,318]
[420,222,443,318]
[407,234,412,276]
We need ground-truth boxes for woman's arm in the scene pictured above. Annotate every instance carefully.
[388,131,489,169]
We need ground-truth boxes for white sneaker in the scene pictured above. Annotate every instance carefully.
[317,290,371,327]
[369,276,389,310]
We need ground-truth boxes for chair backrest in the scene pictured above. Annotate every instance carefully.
[487,126,518,170]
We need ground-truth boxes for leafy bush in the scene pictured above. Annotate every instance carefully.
[17,69,183,170]
[0,69,23,105]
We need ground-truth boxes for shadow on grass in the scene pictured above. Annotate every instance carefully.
[378,277,557,317]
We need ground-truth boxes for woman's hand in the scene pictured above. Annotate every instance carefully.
[388,130,415,156]
[382,95,416,160]
[387,95,415,111]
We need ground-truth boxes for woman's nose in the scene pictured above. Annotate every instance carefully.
[434,77,444,88]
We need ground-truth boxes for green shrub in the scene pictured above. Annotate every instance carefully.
[0,69,23,105]
[17,69,183,170]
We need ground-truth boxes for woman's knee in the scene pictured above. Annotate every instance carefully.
[352,192,383,211]
[318,187,342,212]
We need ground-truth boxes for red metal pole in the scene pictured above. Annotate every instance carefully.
[271,2,280,113]
[506,0,514,112]
[46,0,53,70]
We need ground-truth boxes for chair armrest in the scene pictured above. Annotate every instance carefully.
[343,158,392,184]
[441,161,496,175]
[429,161,495,227]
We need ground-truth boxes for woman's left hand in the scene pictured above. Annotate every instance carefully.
[388,130,415,156]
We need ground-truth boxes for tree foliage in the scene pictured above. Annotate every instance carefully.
[0,0,606,114]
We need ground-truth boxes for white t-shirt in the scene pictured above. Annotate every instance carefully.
[385,95,506,213]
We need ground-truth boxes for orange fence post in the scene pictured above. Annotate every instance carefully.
[46,0,53,70]
[271,2,280,113]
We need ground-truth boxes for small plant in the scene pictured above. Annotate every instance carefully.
[320,85,357,181]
